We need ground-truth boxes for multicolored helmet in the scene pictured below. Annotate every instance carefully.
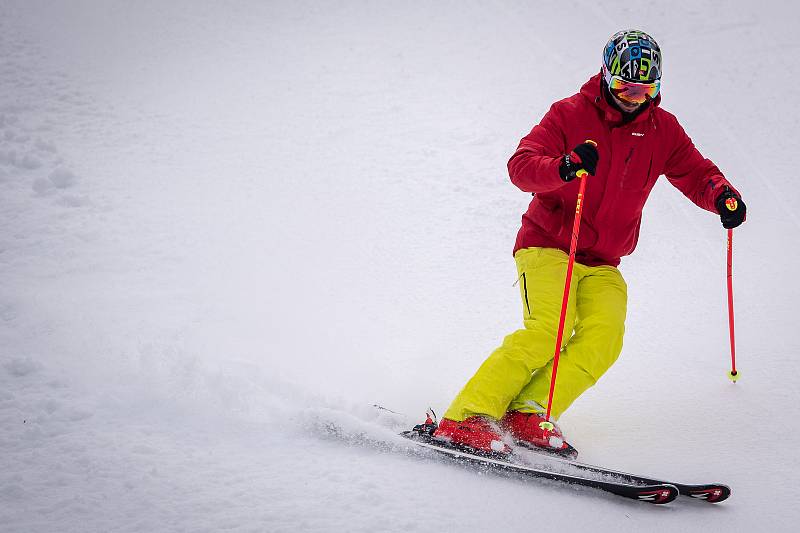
[603,29,662,83]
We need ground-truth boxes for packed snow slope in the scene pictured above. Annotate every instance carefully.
[2,1,798,531]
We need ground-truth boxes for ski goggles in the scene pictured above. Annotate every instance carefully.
[603,65,661,105]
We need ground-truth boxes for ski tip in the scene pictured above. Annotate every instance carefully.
[687,484,731,503]
[636,484,680,505]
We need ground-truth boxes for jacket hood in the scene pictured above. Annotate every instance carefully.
[580,71,661,125]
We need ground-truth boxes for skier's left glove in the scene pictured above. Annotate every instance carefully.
[714,186,746,229]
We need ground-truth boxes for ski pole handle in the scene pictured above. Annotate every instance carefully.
[575,139,598,179]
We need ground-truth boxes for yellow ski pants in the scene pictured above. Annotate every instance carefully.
[444,247,627,421]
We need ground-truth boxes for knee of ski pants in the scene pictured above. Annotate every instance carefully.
[495,326,559,372]
[572,274,628,382]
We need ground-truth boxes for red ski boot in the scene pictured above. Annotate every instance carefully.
[500,411,578,459]
[432,416,511,455]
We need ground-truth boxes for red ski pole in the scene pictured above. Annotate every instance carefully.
[540,140,597,432]
[726,228,738,382]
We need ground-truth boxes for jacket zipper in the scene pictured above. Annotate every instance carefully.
[621,146,635,187]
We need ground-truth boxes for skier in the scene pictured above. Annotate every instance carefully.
[432,29,746,456]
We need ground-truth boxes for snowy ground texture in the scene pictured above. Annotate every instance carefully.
[2,1,799,531]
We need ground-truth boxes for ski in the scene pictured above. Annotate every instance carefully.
[401,429,678,504]
[514,445,730,503]
[378,405,729,505]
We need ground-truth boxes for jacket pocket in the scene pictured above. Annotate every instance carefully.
[620,147,654,191]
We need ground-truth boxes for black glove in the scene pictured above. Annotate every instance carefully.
[714,186,746,229]
[559,142,599,182]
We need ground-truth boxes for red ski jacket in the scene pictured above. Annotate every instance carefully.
[508,72,739,267]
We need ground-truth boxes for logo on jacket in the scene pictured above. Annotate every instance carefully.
[632,132,645,137]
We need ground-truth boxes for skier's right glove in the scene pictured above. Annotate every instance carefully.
[559,142,599,182]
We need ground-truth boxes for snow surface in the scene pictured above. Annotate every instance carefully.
[2,1,799,531]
